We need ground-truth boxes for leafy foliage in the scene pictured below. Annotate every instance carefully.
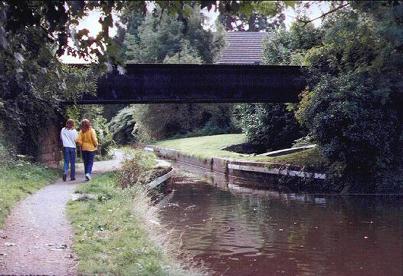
[262,19,322,65]
[134,103,236,142]
[163,40,203,64]
[296,2,403,192]
[0,1,293,159]
[234,19,320,151]
[233,103,303,150]
[218,1,292,31]
[108,105,137,145]
[0,2,98,158]
[66,105,114,156]
[123,3,234,142]
[1,1,127,61]
[1,1,295,63]
[124,4,225,64]
[0,60,96,156]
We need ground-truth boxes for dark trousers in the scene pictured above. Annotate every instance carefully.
[63,147,76,178]
[82,151,95,175]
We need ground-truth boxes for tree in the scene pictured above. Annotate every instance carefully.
[262,18,322,65]
[124,4,225,64]
[297,2,402,192]
[2,1,292,157]
[0,41,97,156]
[163,40,203,64]
[218,1,295,31]
[1,1,295,65]
[234,19,321,151]
[123,3,236,142]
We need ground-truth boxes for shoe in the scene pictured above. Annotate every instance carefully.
[70,178,76,181]
[62,174,67,182]
[85,174,91,181]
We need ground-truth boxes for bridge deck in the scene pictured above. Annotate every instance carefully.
[69,64,306,104]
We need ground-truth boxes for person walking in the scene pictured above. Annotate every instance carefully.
[76,119,98,181]
[60,119,78,181]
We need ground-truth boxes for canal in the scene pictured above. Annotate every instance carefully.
[159,165,402,276]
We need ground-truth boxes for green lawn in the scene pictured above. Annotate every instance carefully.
[0,162,59,227]
[154,134,326,170]
[67,173,198,275]
[155,133,247,159]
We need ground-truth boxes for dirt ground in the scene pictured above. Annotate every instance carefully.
[0,156,122,275]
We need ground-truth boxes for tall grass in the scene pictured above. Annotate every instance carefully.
[67,172,203,275]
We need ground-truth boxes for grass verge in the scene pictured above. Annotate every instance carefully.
[67,172,199,275]
[154,134,326,170]
[0,162,59,227]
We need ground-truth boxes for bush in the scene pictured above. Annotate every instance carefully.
[0,121,11,164]
[233,103,304,151]
[116,150,157,188]
[298,7,403,192]
[134,103,236,142]
[108,105,137,145]
[300,72,402,192]
[231,19,320,152]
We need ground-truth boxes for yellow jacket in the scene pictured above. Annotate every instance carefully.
[76,128,98,152]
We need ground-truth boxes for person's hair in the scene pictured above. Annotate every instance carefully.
[66,119,75,129]
[80,119,91,132]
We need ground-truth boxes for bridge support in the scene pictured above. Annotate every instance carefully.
[38,123,62,168]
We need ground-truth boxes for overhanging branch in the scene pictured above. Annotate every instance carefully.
[298,2,350,25]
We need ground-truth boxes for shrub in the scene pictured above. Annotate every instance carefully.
[298,6,403,192]
[108,105,137,145]
[134,103,236,142]
[0,121,10,164]
[116,150,157,188]
[233,103,304,150]
[300,72,402,192]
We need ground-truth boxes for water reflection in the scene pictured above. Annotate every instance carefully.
[159,168,402,276]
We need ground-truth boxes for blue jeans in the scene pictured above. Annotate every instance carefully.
[63,147,76,179]
[82,151,95,175]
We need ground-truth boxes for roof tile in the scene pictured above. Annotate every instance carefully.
[216,32,269,65]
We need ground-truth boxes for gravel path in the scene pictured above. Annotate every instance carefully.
[0,155,123,275]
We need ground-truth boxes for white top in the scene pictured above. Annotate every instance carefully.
[60,127,78,148]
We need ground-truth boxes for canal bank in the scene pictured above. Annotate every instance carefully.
[66,149,200,275]
[146,144,329,193]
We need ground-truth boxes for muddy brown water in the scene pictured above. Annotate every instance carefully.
[159,164,402,276]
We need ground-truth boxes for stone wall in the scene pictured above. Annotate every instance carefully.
[149,145,328,192]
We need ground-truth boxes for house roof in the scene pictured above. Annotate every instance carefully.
[216,32,269,64]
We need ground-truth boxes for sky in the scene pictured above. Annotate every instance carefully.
[60,1,330,63]
[202,1,330,30]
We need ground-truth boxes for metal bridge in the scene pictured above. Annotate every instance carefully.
[68,63,306,104]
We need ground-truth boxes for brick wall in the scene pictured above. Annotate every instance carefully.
[38,124,62,168]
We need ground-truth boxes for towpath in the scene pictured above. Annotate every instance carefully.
[0,153,123,275]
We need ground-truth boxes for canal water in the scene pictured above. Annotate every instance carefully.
[159,166,402,276]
